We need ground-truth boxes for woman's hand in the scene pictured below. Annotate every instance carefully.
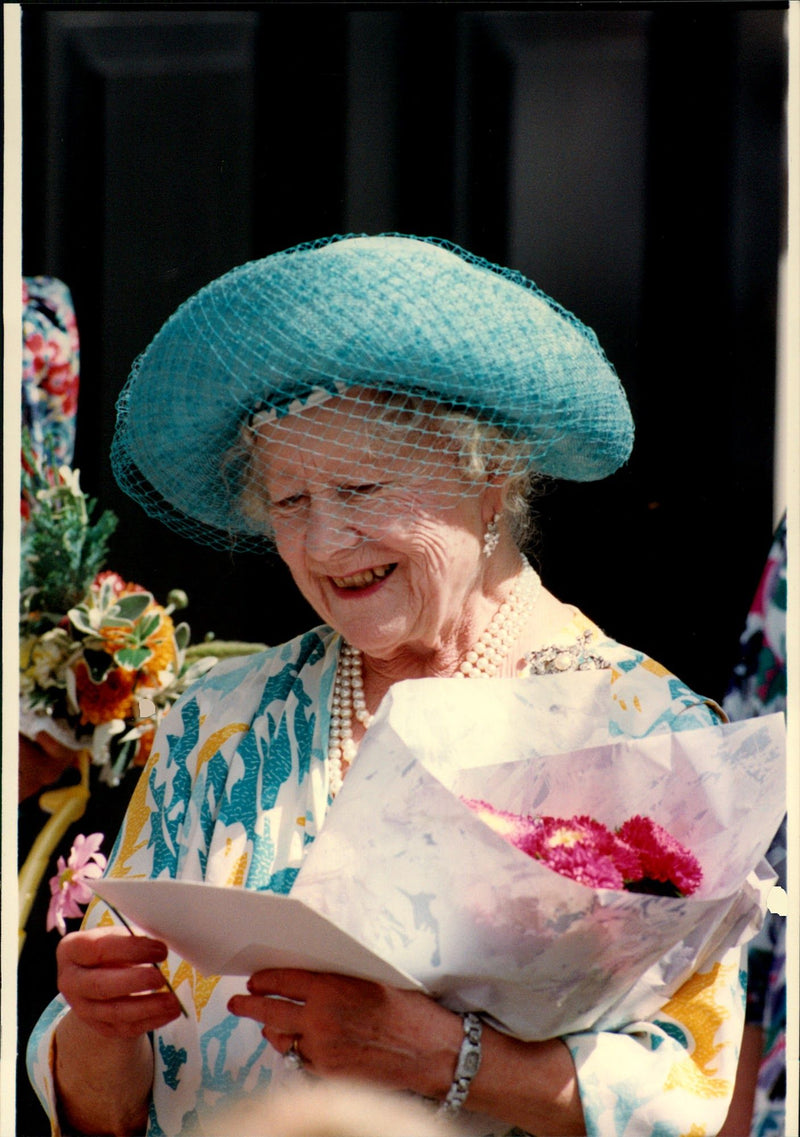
[229,968,586,1135]
[228,968,463,1100]
[57,926,183,1038]
[54,928,183,1135]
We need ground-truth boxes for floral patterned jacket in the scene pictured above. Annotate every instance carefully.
[29,613,746,1137]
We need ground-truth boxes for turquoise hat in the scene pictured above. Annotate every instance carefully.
[111,233,633,551]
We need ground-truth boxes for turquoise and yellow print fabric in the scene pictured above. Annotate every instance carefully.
[29,619,744,1137]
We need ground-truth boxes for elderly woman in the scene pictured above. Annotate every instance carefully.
[28,235,744,1136]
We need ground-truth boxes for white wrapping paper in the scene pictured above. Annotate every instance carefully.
[292,674,785,1040]
[19,700,89,750]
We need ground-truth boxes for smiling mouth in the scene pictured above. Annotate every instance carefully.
[331,564,397,590]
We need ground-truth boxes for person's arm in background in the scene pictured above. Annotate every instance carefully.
[718,1023,763,1137]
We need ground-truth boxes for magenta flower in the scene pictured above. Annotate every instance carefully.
[617,815,703,896]
[519,814,643,890]
[461,802,641,888]
[461,798,702,897]
[47,832,107,935]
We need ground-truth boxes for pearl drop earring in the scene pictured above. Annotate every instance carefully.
[482,512,501,558]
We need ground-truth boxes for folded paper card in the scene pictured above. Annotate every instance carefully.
[91,878,423,991]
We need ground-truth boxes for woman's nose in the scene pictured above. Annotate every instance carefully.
[304,498,362,559]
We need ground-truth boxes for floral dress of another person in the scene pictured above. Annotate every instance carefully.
[22,276,80,479]
[723,514,787,1137]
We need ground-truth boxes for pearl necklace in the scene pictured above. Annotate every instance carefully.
[327,559,542,795]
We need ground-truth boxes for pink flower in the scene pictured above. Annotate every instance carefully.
[461,802,643,889]
[460,798,535,846]
[461,798,703,897]
[47,832,107,936]
[519,815,642,890]
[92,570,143,596]
[617,815,702,896]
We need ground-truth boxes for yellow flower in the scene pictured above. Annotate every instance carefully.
[30,628,75,688]
[20,635,38,693]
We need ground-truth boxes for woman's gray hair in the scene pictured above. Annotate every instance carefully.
[422,406,545,548]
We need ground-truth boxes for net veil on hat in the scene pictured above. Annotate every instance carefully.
[111,233,634,552]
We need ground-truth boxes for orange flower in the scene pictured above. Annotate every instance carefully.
[139,609,178,683]
[94,625,132,657]
[133,723,157,767]
[92,602,177,683]
[73,660,136,725]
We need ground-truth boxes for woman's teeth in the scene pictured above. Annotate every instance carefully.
[332,564,396,590]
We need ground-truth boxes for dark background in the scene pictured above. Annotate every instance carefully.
[21,4,787,701]
[17,5,787,1133]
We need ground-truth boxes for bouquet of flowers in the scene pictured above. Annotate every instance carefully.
[19,432,265,784]
[291,673,785,1040]
[461,801,703,897]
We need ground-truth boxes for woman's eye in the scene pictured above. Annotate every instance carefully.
[339,483,384,498]
[271,493,307,511]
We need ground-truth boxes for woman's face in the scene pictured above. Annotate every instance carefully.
[249,396,497,666]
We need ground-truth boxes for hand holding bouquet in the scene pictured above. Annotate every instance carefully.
[292,674,784,1039]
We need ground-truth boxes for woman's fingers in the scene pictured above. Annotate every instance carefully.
[67,991,181,1039]
[228,969,367,1057]
[58,926,168,968]
[57,927,183,1038]
[246,967,313,1001]
[228,968,312,1035]
[66,959,172,1001]
[228,968,463,1096]
[227,992,303,1035]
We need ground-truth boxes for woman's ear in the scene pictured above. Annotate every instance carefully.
[480,483,506,527]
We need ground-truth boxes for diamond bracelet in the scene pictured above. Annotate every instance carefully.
[438,1012,483,1118]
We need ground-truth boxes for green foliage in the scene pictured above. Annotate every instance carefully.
[19,431,268,784]
[20,430,118,623]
